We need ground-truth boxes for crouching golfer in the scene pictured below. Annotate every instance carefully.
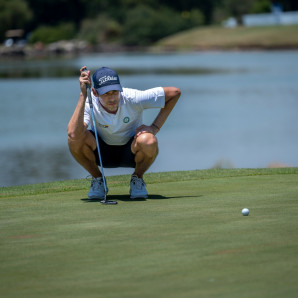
[67,66,181,199]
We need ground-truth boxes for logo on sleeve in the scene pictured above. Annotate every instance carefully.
[123,117,130,123]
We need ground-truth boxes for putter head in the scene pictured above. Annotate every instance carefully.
[100,199,118,205]
[100,194,117,205]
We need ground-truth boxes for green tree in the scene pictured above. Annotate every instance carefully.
[0,0,32,41]
[223,0,255,22]
[159,0,221,24]
[122,5,188,46]
[215,0,271,24]
[77,14,122,45]
[181,9,205,27]
[252,0,272,13]
[274,0,298,11]
[26,0,83,28]
[29,23,76,44]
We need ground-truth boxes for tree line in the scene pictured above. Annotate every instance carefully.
[1,0,297,46]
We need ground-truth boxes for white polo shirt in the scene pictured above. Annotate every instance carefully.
[84,87,165,145]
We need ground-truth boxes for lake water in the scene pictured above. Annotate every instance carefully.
[1,51,298,187]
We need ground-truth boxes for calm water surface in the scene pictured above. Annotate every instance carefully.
[1,51,298,186]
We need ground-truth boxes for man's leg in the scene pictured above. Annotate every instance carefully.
[68,130,107,199]
[129,133,158,199]
[68,130,101,178]
[131,133,158,178]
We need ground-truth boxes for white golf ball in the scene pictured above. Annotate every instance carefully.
[242,208,249,216]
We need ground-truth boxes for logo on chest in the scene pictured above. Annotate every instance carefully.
[123,117,130,123]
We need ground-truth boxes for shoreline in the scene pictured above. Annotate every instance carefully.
[2,24,298,59]
[1,42,298,60]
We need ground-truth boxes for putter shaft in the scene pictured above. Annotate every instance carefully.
[84,68,117,205]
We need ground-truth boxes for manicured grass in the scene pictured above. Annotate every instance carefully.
[155,25,298,51]
[1,168,298,297]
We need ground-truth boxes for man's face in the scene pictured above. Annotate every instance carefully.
[95,90,120,113]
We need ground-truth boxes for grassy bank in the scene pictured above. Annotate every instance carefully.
[1,168,298,297]
[155,25,298,51]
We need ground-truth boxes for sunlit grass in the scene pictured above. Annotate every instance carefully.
[1,168,298,297]
[156,25,298,50]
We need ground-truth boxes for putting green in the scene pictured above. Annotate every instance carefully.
[1,168,298,297]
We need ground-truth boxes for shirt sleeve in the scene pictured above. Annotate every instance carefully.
[130,87,165,109]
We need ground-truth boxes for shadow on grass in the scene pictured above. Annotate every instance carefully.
[81,194,200,203]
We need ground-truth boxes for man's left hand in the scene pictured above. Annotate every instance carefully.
[135,124,159,138]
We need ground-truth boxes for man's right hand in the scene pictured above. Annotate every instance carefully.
[79,66,91,98]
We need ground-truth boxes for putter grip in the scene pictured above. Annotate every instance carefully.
[83,68,93,107]
[86,85,93,107]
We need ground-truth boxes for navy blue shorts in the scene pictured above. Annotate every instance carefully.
[89,131,136,168]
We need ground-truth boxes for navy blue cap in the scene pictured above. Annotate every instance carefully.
[92,67,122,95]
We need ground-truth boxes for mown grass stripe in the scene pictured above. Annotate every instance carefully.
[1,168,297,198]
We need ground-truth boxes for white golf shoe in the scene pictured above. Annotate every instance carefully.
[88,177,106,200]
[130,175,148,199]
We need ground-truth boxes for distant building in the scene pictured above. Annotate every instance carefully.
[4,29,25,47]
[222,17,238,28]
[243,4,298,27]
[222,4,298,28]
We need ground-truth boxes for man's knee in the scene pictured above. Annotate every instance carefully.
[134,133,158,157]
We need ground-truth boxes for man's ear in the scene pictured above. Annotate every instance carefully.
[92,88,99,97]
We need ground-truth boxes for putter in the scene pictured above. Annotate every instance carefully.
[84,68,118,205]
